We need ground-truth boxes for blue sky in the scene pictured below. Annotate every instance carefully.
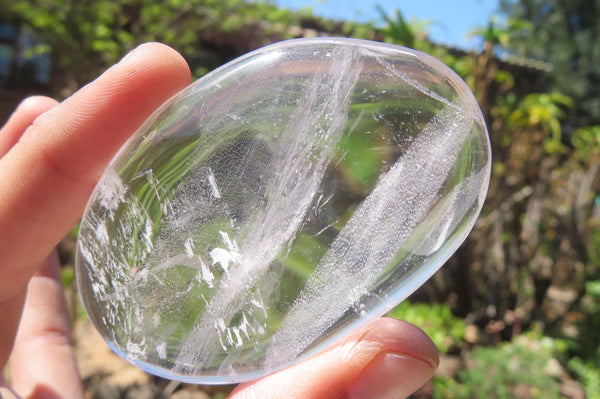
[274,0,501,50]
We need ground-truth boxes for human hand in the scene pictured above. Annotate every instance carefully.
[0,43,438,399]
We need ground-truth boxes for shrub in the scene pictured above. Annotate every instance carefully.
[433,334,563,399]
[387,302,465,354]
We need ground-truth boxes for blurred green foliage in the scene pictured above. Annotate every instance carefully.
[500,0,600,126]
[60,265,75,288]
[565,280,600,398]
[505,92,573,153]
[434,334,564,399]
[2,0,317,92]
[375,4,431,49]
[572,126,600,163]
[569,358,600,399]
[387,302,465,354]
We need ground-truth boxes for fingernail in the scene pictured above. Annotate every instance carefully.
[117,42,155,66]
[115,43,154,76]
[348,353,436,399]
[118,43,142,64]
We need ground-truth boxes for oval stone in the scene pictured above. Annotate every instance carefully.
[76,37,491,384]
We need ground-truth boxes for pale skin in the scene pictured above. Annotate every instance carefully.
[0,43,438,399]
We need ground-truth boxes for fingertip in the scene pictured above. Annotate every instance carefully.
[345,318,438,398]
[364,317,439,368]
[117,42,192,87]
[13,96,59,115]
[0,96,58,156]
[230,317,439,399]
[8,251,84,399]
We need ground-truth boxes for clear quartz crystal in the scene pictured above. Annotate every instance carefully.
[76,38,491,384]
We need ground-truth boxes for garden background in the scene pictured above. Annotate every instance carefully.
[1,0,599,398]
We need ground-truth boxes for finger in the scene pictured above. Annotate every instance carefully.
[0,42,191,300]
[230,317,438,399]
[0,387,20,399]
[0,96,59,158]
[0,290,25,373]
[8,250,84,399]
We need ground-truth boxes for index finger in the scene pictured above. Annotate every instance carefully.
[0,43,191,300]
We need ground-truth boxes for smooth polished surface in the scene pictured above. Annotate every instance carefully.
[76,38,491,383]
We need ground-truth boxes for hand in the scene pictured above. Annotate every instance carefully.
[0,43,438,399]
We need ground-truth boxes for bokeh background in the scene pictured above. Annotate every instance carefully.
[1,0,599,398]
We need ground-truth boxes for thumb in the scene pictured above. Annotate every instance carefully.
[230,317,438,399]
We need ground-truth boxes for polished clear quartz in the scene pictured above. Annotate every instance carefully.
[76,38,491,384]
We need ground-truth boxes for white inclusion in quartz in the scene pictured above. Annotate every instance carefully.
[197,258,215,289]
[207,167,222,199]
[184,238,194,257]
[157,341,167,360]
[97,167,126,211]
[266,104,478,368]
[209,232,240,277]
[174,44,364,370]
